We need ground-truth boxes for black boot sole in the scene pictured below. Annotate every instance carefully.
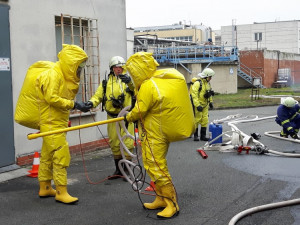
[200,137,209,141]
[55,199,79,205]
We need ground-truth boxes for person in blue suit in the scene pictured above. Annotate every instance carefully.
[275,97,300,139]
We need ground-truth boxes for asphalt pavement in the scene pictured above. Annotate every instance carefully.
[1,105,300,225]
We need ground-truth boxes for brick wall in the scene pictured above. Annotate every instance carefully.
[240,50,300,88]
[16,138,110,166]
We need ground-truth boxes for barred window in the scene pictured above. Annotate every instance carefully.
[55,14,101,112]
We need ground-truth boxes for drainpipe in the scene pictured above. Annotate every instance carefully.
[277,50,280,69]
[277,50,280,81]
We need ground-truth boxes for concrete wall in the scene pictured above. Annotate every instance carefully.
[159,63,238,94]
[209,64,238,94]
[221,20,300,54]
[126,28,134,59]
[9,0,127,158]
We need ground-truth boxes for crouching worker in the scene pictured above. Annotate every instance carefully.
[275,97,300,139]
[124,52,195,219]
[15,44,88,204]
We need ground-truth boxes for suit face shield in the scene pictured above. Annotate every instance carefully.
[76,61,86,78]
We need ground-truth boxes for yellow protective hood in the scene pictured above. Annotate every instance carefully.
[125,52,159,90]
[15,45,88,130]
[58,44,88,83]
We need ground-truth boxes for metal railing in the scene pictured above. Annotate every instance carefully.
[238,62,262,80]
[152,45,239,64]
[238,62,265,88]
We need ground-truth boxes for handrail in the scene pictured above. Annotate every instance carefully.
[152,45,239,64]
[238,62,262,80]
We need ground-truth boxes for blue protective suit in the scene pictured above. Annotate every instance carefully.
[276,104,300,136]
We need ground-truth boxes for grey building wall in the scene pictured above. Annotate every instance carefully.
[10,0,127,157]
[221,20,300,54]
[160,63,238,94]
[126,28,134,59]
[209,64,238,94]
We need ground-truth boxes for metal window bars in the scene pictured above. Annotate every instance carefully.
[56,14,101,104]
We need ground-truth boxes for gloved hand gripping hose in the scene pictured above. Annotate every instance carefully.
[115,106,144,191]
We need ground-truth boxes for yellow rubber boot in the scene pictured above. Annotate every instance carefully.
[144,185,167,210]
[157,184,180,219]
[39,181,56,198]
[55,185,78,204]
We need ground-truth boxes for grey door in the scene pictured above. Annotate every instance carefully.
[0,5,15,167]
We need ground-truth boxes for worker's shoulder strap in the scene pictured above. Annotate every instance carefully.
[101,73,112,111]
[102,73,113,91]
[102,78,107,89]
[196,79,202,92]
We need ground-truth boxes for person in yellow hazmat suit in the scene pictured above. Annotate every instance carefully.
[16,44,88,204]
[124,52,195,219]
[81,56,135,179]
[190,68,215,141]
[39,45,88,204]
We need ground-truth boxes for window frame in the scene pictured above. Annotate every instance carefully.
[254,32,262,41]
[55,14,101,113]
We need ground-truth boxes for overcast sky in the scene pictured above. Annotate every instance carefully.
[126,0,300,30]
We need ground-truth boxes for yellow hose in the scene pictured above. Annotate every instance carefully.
[27,117,124,140]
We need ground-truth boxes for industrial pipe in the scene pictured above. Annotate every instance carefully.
[27,117,124,140]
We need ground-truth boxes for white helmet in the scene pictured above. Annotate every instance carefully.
[109,56,125,69]
[283,97,297,107]
[198,68,215,78]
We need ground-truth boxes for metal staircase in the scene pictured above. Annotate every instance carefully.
[238,62,265,88]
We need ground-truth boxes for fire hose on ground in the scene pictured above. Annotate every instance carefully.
[203,115,300,157]
[27,112,300,223]
[202,114,300,224]
[228,198,300,225]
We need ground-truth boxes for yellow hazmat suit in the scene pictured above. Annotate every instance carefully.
[87,57,135,179]
[125,52,195,219]
[190,78,213,127]
[15,44,88,204]
[89,72,134,160]
[190,74,214,141]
